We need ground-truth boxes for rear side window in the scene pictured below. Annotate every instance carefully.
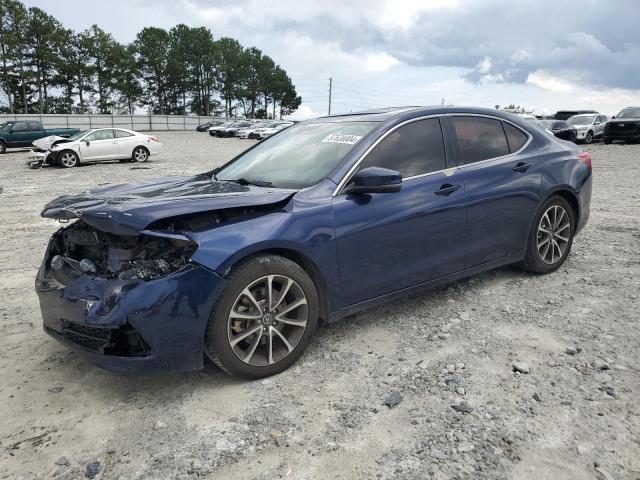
[503,123,528,153]
[28,121,42,130]
[451,116,509,164]
[359,118,446,178]
[115,130,134,138]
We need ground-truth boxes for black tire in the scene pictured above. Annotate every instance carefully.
[132,146,149,163]
[604,138,612,145]
[58,150,79,168]
[0,140,6,154]
[584,131,593,144]
[520,195,576,274]
[204,255,319,378]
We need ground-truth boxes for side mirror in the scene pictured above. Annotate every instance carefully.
[85,140,90,146]
[612,115,616,119]
[345,166,402,194]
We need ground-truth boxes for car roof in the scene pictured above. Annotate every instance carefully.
[304,105,536,125]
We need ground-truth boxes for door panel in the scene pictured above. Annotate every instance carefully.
[80,130,118,161]
[333,171,466,306]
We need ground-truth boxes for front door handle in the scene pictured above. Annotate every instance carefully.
[513,162,532,173]
[435,183,461,196]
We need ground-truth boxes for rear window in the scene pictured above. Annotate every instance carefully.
[451,116,509,164]
[503,123,528,153]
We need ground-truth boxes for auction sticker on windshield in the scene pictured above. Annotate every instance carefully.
[321,134,363,145]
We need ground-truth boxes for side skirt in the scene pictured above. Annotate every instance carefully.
[327,254,521,322]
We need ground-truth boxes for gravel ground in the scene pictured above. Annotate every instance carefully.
[0,132,638,480]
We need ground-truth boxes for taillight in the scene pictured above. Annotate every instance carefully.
[148,136,159,142]
[578,151,592,172]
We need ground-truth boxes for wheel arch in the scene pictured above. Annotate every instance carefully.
[222,246,330,324]
[546,187,580,223]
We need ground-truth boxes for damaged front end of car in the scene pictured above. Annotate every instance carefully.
[35,175,297,373]
[36,220,226,373]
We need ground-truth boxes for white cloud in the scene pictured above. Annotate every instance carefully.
[364,52,400,73]
[285,104,322,120]
[526,71,574,93]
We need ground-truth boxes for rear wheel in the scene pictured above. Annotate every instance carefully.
[0,140,6,154]
[204,255,319,378]
[604,138,612,145]
[520,195,575,274]
[132,146,149,163]
[59,150,79,168]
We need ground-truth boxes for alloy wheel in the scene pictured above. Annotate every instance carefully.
[537,205,571,265]
[585,131,593,144]
[227,274,308,367]
[60,152,77,168]
[134,148,148,162]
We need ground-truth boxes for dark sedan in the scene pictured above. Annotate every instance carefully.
[196,120,225,132]
[604,107,640,144]
[35,106,592,378]
[539,120,577,142]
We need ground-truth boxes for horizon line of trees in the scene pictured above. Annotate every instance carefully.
[0,0,301,118]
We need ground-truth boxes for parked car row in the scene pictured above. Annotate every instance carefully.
[200,120,295,140]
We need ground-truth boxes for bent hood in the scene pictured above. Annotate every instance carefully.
[33,135,70,150]
[41,173,296,236]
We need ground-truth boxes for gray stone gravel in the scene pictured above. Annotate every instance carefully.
[0,134,638,479]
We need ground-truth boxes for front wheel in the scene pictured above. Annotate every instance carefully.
[584,131,593,144]
[0,141,6,154]
[604,138,612,145]
[520,195,575,274]
[59,150,79,168]
[204,255,319,378]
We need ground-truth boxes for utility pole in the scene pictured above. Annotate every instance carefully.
[441,98,445,106]
[328,77,332,116]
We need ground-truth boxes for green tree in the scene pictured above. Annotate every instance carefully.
[134,27,171,114]
[112,43,141,114]
[26,6,64,113]
[214,37,246,117]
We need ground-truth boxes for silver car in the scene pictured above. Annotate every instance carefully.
[567,114,608,144]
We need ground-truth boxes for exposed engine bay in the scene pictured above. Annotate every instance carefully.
[48,220,197,281]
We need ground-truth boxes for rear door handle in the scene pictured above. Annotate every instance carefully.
[435,183,462,196]
[513,162,532,173]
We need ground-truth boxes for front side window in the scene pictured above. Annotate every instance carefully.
[452,116,509,164]
[11,122,28,132]
[85,130,114,141]
[216,121,377,189]
[358,118,446,178]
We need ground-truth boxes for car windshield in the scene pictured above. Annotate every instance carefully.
[568,115,595,126]
[67,130,89,141]
[216,121,378,189]
[616,107,640,118]
[0,122,11,131]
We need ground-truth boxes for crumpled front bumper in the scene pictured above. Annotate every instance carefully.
[35,239,226,374]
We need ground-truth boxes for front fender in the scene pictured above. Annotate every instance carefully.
[187,207,340,312]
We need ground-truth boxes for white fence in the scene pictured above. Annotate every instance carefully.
[0,114,263,131]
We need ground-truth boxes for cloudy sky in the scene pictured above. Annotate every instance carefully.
[25,0,640,118]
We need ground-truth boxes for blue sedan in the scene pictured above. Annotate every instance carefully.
[35,106,592,378]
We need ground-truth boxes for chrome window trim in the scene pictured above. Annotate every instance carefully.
[333,112,532,196]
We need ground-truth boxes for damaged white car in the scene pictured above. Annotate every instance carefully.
[27,128,163,169]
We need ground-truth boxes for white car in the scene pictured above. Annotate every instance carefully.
[567,114,608,144]
[238,122,279,139]
[254,122,294,140]
[28,128,162,168]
